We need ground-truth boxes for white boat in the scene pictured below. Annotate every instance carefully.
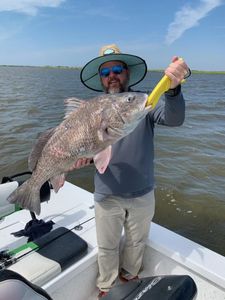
[0,180,225,300]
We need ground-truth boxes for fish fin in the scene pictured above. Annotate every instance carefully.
[94,146,112,174]
[64,97,85,119]
[7,179,41,215]
[50,174,66,193]
[28,128,55,171]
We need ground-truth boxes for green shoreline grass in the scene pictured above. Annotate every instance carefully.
[1,64,225,74]
[150,69,225,74]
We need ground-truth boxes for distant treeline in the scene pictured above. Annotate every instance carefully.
[149,69,225,75]
[186,70,225,75]
[1,65,225,74]
[0,65,81,70]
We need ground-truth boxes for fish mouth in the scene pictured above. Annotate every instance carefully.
[143,94,152,113]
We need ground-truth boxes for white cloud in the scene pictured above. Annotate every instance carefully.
[0,0,65,16]
[165,0,224,45]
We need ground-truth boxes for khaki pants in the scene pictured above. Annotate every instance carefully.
[94,190,155,291]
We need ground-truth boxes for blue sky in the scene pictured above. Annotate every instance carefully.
[0,0,224,71]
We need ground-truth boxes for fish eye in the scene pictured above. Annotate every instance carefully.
[126,95,135,103]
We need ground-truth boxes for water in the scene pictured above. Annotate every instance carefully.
[0,66,225,256]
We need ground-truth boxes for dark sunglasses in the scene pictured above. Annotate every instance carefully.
[99,65,128,77]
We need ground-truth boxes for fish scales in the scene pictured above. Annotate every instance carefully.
[7,92,150,214]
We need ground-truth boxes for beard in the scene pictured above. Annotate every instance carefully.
[108,86,123,94]
[106,81,128,94]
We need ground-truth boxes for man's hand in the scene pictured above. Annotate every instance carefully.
[165,56,190,89]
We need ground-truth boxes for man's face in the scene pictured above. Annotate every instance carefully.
[99,61,129,94]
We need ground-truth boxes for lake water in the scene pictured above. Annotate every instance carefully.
[0,66,225,256]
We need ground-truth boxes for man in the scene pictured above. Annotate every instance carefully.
[78,44,190,298]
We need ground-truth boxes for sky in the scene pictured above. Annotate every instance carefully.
[0,0,224,71]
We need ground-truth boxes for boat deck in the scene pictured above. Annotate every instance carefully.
[1,181,225,299]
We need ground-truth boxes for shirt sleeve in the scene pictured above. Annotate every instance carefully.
[150,88,185,126]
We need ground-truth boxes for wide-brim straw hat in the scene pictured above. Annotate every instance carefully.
[80,44,148,92]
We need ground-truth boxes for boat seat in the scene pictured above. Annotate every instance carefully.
[8,227,88,286]
[104,275,197,300]
[0,269,52,300]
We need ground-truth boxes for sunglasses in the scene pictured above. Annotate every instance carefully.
[99,65,128,77]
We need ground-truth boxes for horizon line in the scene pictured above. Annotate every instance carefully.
[1,64,225,74]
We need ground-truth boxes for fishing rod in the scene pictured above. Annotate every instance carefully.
[0,214,95,270]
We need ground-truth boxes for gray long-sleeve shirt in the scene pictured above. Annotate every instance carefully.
[94,91,185,201]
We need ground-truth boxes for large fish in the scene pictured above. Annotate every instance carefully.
[7,92,150,214]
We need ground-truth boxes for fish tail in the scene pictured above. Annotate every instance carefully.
[7,179,41,215]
